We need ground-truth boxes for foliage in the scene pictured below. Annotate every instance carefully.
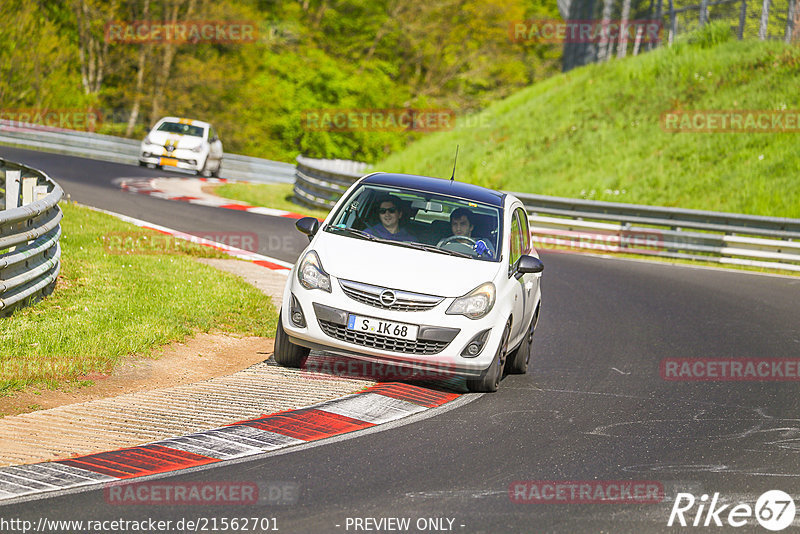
[377,36,800,218]
[0,2,91,110]
[0,0,562,163]
[686,20,736,48]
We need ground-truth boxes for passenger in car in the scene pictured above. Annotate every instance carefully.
[441,207,496,258]
[364,195,416,242]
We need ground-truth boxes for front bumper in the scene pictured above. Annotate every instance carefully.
[139,147,204,171]
[282,275,507,379]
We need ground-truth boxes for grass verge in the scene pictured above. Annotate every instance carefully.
[0,202,279,394]
[212,182,330,219]
[375,26,800,219]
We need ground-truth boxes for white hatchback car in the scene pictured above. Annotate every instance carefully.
[139,117,223,176]
[276,172,543,392]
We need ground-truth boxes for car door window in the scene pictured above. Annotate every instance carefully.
[516,207,531,254]
[508,210,523,274]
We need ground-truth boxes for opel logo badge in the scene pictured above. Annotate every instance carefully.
[379,290,396,306]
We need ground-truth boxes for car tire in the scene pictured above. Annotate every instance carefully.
[198,158,212,177]
[138,161,147,167]
[507,306,539,375]
[466,322,510,393]
[274,310,310,368]
[211,159,222,178]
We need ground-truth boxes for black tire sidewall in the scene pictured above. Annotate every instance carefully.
[467,323,509,393]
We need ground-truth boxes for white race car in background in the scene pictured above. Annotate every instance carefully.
[139,117,223,177]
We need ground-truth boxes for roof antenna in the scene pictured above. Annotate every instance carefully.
[450,145,459,182]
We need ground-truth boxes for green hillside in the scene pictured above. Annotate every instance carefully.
[377,25,800,218]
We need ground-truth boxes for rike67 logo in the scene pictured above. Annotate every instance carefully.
[668,490,796,531]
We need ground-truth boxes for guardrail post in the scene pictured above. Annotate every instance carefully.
[35,184,49,201]
[5,170,20,211]
[22,176,36,206]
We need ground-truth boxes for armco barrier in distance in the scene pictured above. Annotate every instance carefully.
[0,120,295,184]
[293,156,800,272]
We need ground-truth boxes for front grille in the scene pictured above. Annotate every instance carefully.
[318,319,450,355]
[339,279,443,312]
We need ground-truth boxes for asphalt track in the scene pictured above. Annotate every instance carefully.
[2,145,800,533]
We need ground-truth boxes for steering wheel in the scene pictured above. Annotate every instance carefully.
[437,235,478,248]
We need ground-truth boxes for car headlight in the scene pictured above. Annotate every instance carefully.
[446,282,495,319]
[191,143,204,152]
[143,135,152,145]
[297,250,331,292]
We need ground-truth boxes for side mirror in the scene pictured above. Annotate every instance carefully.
[296,217,320,241]
[517,255,544,274]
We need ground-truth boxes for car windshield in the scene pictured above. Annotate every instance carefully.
[156,122,205,137]
[325,184,502,262]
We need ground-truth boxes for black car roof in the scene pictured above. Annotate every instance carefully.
[361,172,506,207]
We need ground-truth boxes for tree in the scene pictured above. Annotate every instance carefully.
[71,0,119,95]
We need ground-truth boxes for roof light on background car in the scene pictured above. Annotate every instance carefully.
[446,282,495,319]
[297,250,331,292]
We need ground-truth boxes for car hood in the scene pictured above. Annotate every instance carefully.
[145,131,204,149]
[313,232,502,297]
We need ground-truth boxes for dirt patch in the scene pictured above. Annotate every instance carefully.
[201,183,225,197]
[0,334,274,418]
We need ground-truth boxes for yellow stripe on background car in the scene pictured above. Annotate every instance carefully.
[161,138,177,156]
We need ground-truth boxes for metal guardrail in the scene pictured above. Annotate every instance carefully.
[293,157,800,272]
[0,121,295,184]
[293,155,370,209]
[515,192,800,272]
[0,158,63,317]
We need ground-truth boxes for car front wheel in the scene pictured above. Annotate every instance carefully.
[507,306,539,374]
[198,157,212,177]
[466,322,510,393]
[274,310,310,368]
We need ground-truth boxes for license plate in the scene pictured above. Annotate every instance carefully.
[160,157,178,166]
[347,315,418,340]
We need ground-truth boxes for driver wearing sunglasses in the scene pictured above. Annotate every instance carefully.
[364,195,415,242]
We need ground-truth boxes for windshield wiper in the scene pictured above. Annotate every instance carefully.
[400,241,473,258]
[325,225,380,241]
